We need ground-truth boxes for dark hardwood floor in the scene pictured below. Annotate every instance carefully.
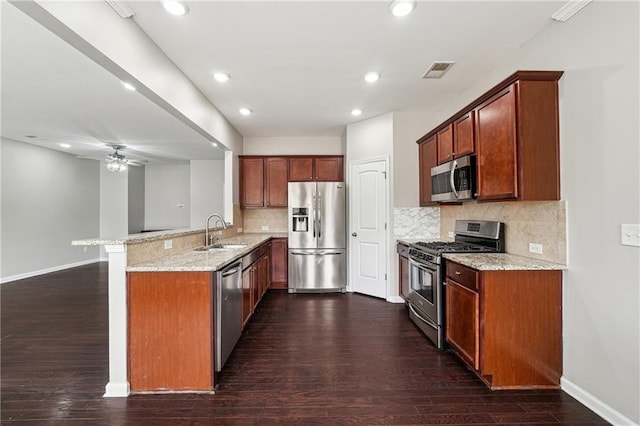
[1,263,608,425]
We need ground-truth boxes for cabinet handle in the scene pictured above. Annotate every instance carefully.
[455,271,461,275]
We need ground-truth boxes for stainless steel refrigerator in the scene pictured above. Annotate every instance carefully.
[288,182,346,293]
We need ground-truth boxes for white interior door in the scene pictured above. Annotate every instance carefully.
[349,159,387,299]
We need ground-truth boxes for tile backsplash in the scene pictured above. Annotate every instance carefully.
[393,207,440,241]
[440,200,567,264]
[243,208,288,233]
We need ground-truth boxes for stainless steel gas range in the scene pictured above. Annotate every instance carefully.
[407,220,505,348]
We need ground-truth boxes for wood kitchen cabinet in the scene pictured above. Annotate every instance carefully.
[453,111,475,158]
[475,73,562,201]
[128,272,215,392]
[240,156,288,208]
[418,135,438,207]
[289,156,344,182]
[242,242,272,328]
[436,124,454,164]
[270,237,288,289]
[239,157,265,208]
[445,261,562,389]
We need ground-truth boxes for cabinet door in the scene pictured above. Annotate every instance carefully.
[241,267,252,328]
[251,265,259,311]
[240,158,265,208]
[315,157,344,181]
[419,136,438,207]
[476,85,518,201]
[289,157,314,181]
[399,255,410,300]
[436,124,454,164]
[453,111,475,157]
[446,279,479,370]
[270,238,288,289]
[265,157,288,207]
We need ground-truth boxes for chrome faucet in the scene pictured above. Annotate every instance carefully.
[205,213,227,246]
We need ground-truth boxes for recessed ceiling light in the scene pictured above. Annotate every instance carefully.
[364,71,381,83]
[122,81,136,91]
[211,142,218,147]
[59,143,71,148]
[351,109,363,117]
[389,0,416,17]
[239,107,252,116]
[213,72,231,83]
[160,0,189,16]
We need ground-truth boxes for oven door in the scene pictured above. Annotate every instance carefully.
[407,257,440,325]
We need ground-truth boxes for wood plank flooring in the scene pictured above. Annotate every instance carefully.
[1,263,608,425]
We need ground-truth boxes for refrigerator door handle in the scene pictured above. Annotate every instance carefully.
[312,194,316,238]
[290,250,343,256]
[317,192,322,239]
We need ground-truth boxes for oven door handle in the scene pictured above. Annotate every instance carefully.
[408,257,436,271]
[408,302,439,329]
[450,159,459,198]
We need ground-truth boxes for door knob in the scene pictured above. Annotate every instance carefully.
[352,232,357,237]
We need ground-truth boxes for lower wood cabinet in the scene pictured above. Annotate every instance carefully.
[128,272,214,392]
[270,238,288,289]
[241,242,272,329]
[445,261,562,389]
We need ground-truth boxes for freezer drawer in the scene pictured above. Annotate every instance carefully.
[288,249,346,293]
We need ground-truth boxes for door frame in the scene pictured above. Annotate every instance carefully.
[347,156,392,300]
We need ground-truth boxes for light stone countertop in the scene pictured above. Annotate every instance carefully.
[72,227,206,246]
[443,252,567,271]
[126,233,288,272]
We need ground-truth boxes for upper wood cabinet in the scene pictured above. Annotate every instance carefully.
[418,135,438,207]
[453,111,475,158]
[476,79,561,201]
[436,124,454,164]
[265,157,288,207]
[240,157,288,209]
[239,157,265,208]
[416,70,563,204]
[289,156,344,182]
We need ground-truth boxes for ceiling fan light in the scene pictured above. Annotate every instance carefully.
[161,0,189,16]
[389,0,416,17]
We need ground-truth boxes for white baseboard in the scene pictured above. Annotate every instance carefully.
[561,377,639,426]
[104,381,130,398]
[0,258,103,284]
[387,295,405,304]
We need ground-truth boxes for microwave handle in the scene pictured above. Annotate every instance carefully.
[450,159,459,198]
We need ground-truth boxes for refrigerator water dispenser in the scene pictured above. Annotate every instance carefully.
[291,208,309,232]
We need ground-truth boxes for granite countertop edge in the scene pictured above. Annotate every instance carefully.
[443,252,567,271]
[126,233,288,273]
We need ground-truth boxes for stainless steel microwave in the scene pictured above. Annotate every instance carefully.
[431,155,476,202]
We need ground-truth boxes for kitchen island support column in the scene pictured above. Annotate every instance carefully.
[103,244,129,397]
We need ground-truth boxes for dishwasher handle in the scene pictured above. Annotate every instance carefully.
[221,261,242,277]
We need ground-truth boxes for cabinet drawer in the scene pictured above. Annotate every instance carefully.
[446,262,478,290]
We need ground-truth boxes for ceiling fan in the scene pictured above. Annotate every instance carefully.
[77,144,148,172]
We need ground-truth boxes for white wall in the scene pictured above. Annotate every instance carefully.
[144,164,190,230]
[392,112,431,207]
[243,136,344,155]
[190,160,224,228]
[0,138,100,281]
[127,165,145,234]
[100,166,128,243]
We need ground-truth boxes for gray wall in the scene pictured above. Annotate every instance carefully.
[190,160,224,228]
[144,164,190,230]
[0,138,100,281]
[127,165,145,234]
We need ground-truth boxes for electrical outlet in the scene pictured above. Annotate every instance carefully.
[237,227,243,234]
[83,246,88,253]
[529,243,543,254]
[621,224,640,247]
[176,203,185,208]
[164,240,173,249]
[448,231,455,238]
[261,225,269,231]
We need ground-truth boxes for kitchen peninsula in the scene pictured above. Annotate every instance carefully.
[73,228,287,396]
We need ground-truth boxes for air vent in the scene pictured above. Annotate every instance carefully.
[422,61,455,79]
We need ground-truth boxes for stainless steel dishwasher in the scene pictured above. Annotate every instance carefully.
[215,260,242,372]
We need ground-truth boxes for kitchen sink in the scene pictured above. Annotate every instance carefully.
[194,243,248,252]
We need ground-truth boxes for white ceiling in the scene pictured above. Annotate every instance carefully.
[1,0,567,161]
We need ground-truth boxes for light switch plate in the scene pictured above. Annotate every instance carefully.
[237,227,243,234]
[164,240,173,249]
[261,225,269,231]
[529,243,543,254]
[448,231,455,238]
[621,224,640,247]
